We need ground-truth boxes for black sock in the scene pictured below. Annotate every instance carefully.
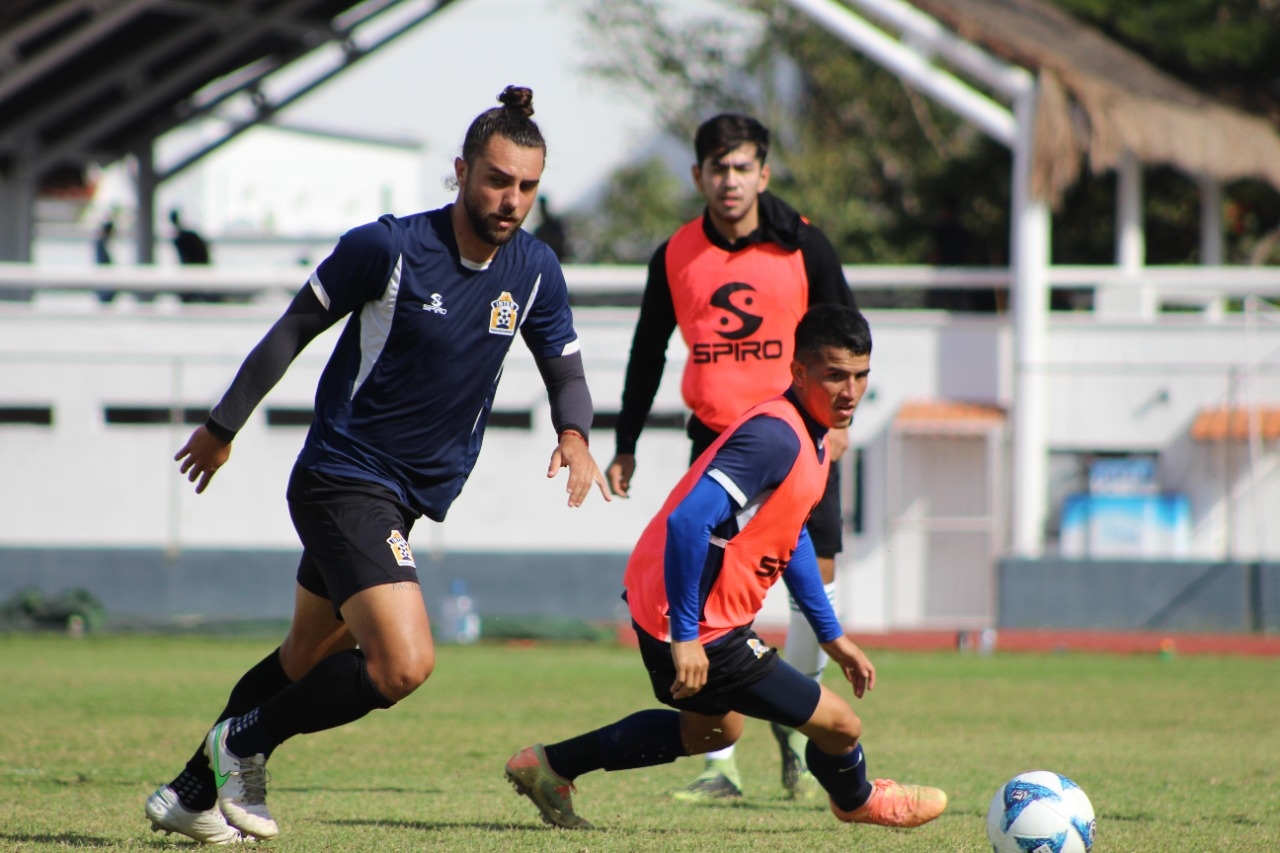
[223,707,277,760]
[806,741,872,811]
[226,649,394,756]
[172,648,290,812]
[545,710,686,781]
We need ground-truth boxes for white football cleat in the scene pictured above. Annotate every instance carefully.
[145,784,245,845]
[205,720,279,839]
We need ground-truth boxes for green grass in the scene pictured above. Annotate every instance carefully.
[1,634,1278,851]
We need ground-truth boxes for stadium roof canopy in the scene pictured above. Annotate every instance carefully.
[0,0,458,260]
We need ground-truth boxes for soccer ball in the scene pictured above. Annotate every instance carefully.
[986,770,1095,853]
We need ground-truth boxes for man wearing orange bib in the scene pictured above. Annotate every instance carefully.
[606,113,857,801]
[505,305,947,832]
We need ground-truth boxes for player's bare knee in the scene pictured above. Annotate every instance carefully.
[804,707,862,753]
[369,649,435,701]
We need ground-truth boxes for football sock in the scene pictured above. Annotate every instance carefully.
[223,708,275,760]
[785,583,835,680]
[226,649,394,759]
[806,742,872,811]
[174,647,290,811]
[545,710,686,780]
[705,744,735,761]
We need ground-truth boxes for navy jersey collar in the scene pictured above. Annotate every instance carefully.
[783,387,829,458]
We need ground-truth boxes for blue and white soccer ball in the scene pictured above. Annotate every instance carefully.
[986,770,1096,853]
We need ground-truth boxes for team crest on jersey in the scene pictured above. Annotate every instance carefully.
[746,638,771,659]
[386,530,416,568]
[489,291,519,336]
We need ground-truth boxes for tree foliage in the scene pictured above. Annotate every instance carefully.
[576,0,1280,269]
[580,0,1009,266]
[568,156,702,263]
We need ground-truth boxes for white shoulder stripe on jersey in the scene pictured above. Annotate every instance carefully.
[518,273,542,329]
[707,467,748,508]
[350,254,402,399]
[308,270,331,311]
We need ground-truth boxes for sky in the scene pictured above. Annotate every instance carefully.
[73,0,739,258]
[277,0,664,212]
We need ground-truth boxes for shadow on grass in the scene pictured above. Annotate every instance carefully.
[327,812,848,836]
[0,832,115,847]
[325,818,581,833]
[276,784,442,795]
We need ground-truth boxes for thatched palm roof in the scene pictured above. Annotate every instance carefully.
[907,0,1280,205]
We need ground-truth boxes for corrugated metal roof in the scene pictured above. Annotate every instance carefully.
[0,0,455,191]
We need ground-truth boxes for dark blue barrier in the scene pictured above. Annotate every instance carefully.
[0,547,631,630]
[999,558,1280,633]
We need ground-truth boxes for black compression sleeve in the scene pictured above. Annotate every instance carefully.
[534,350,594,440]
[801,225,856,309]
[206,286,338,438]
[615,243,677,455]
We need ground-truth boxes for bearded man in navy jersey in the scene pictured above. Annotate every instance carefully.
[145,85,609,844]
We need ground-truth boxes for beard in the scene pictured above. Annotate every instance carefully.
[463,185,523,247]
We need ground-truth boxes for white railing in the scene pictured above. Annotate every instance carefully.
[3,261,1278,310]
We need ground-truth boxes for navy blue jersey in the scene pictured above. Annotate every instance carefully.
[295,206,579,520]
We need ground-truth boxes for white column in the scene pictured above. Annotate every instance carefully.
[1097,149,1153,318]
[1010,86,1051,557]
[1199,175,1225,322]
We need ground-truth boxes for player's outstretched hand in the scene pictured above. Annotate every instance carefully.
[670,638,709,699]
[547,431,610,507]
[605,453,635,498]
[822,635,877,699]
[174,425,231,494]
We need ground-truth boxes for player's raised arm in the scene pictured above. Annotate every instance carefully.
[174,283,338,493]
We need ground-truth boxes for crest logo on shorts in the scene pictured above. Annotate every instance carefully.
[746,638,770,659]
[489,291,519,336]
[386,530,416,568]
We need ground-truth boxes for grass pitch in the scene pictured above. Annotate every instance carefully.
[1,633,1277,851]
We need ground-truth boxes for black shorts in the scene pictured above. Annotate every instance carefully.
[635,624,821,728]
[287,465,420,619]
[688,415,844,559]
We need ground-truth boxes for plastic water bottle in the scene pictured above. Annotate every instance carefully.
[440,579,480,644]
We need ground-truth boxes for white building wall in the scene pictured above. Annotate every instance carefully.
[2,294,1278,629]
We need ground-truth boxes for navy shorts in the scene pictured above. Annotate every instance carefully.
[287,465,420,619]
[688,416,844,558]
[635,623,822,728]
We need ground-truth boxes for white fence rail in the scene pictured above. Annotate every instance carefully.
[3,262,1279,316]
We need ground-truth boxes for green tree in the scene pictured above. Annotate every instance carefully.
[580,0,1009,270]
[568,156,702,263]
[1051,0,1280,264]
[577,0,1280,271]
